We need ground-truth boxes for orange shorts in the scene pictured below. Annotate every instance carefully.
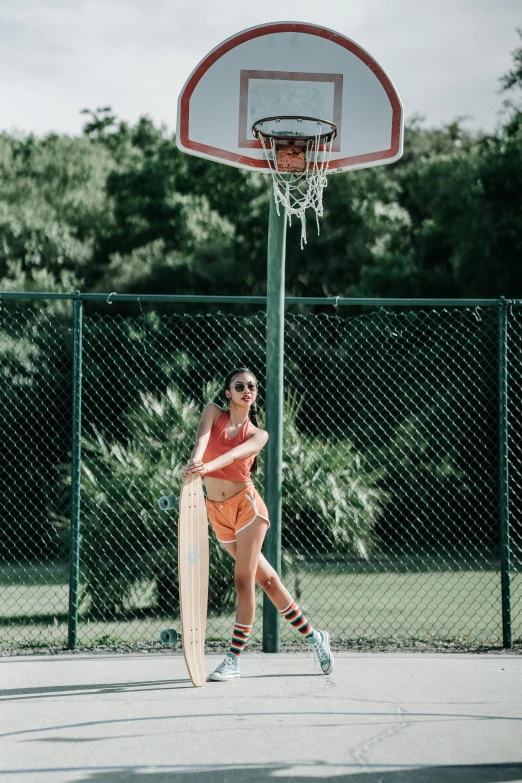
[206,485,270,543]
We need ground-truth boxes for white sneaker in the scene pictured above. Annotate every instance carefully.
[208,652,241,681]
[308,630,334,674]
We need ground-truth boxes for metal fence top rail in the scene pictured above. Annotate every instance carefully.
[0,291,520,307]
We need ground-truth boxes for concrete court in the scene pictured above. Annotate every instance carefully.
[1,651,521,783]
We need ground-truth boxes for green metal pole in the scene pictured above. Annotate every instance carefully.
[68,292,83,650]
[498,297,512,649]
[263,190,287,653]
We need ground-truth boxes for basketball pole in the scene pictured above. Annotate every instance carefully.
[263,186,287,653]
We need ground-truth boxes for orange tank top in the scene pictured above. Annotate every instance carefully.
[203,411,255,482]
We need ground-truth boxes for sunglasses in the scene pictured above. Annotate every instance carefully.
[232,382,257,392]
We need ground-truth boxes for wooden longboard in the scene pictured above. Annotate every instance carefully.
[178,474,209,687]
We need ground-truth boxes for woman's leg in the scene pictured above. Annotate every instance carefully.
[221,543,293,611]
[223,542,313,633]
[208,518,267,679]
[218,533,334,675]
[233,518,268,625]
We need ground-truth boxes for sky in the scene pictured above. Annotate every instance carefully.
[0,0,520,138]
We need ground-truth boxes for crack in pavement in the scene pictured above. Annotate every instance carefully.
[350,705,412,772]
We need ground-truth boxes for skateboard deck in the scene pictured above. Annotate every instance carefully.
[178,474,209,687]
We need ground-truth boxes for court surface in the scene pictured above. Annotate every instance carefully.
[1,651,521,782]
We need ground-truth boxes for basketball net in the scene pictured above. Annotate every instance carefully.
[257,126,335,247]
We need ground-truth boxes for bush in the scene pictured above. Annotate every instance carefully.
[263,390,387,559]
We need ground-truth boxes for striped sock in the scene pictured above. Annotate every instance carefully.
[229,622,252,657]
[279,600,314,638]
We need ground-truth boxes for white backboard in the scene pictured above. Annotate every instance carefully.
[177,22,403,173]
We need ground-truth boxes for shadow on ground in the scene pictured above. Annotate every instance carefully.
[72,763,522,783]
[0,680,191,701]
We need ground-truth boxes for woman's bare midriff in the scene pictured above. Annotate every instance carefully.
[204,476,252,502]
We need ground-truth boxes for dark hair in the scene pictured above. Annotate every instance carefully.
[224,367,260,474]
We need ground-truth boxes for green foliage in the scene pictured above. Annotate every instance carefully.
[0,131,115,295]
[95,201,235,296]
[271,390,386,558]
[0,201,92,287]
[284,166,399,298]
[377,125,522,298]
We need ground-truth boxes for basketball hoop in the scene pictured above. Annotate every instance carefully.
[252,116,337,247]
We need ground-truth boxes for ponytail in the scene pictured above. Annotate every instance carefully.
[249,400,259,474]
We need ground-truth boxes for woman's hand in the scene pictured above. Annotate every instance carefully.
[182,458,207,479]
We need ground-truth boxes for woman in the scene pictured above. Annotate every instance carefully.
[182,367,333,681]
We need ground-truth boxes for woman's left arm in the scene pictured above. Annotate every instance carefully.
[185,430,268,476]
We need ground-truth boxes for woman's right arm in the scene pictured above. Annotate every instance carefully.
[188,403,221,462]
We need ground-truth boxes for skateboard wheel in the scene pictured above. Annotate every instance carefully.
[158,495,178,511]
[160,629,178,645]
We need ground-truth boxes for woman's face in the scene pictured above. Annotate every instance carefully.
[226,372,258,408]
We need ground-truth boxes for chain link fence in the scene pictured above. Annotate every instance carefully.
[0,294,520,650]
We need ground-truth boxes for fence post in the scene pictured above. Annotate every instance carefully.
[498,296,512,649]
[263,191,287,653]
[68,292,83,650]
